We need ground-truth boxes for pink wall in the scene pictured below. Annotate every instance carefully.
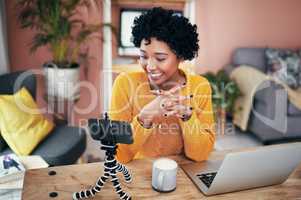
[6,0,103,125]
[196,0,301,74]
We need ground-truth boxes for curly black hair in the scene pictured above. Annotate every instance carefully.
[131,7,199,60]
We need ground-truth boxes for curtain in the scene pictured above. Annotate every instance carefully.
[0,0,9,75]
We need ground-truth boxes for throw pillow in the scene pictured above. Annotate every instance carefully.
[0,87,54,155]
[265,48,301,89]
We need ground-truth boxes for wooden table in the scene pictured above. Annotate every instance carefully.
[22,150,301,200]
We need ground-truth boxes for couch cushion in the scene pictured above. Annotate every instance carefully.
[284,115,301,141]
[0,71,36,100]
[265,48,301,89]
[0,126,86,166]
[288,102,301,116]
[0,87,54,155]
[233,48,267,72]
[249,100,301,144]
[31,126,86,166]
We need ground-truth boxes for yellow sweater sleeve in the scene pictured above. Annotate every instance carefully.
[179,78,216,162]
[109,74,154,163]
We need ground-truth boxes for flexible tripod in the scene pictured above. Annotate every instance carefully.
[73,142,132,200]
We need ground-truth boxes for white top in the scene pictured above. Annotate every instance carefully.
[154,158,178,170]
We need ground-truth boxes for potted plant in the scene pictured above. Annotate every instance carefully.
[17,0,104,100]
[204,70,241,135]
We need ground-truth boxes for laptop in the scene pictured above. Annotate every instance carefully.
[180,142,301,196]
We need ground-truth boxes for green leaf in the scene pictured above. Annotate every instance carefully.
[203,69,241,115]
[30,33,52,52]
[17,0,114,67]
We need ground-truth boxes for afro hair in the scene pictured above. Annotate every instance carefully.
[131,7,199,61]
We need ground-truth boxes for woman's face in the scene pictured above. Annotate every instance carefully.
[139,37,182,86]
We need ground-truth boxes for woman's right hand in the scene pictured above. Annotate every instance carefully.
[137,85,191,127]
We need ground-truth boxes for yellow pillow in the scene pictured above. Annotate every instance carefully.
[0,87,54,155]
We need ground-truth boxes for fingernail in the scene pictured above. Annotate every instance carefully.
[190,94,193,98]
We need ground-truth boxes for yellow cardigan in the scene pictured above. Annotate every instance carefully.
[109,70,215,163]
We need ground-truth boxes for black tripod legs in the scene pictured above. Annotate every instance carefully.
[72,143,132,200]
[111,173,132,200]
[116,162,132,183]
[72,171,110,200]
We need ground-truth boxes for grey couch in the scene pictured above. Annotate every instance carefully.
[227,48,301,144]
[0,71,86,166]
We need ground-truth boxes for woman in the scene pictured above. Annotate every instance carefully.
[110,7,215,163]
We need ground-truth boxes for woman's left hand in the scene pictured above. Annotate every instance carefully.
[151,85,193,121]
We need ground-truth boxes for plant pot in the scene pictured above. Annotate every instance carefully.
[43,62,80,101]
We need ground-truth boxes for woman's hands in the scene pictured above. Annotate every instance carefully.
[138,85,193,128]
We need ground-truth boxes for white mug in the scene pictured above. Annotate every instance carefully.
[152,158,178,192]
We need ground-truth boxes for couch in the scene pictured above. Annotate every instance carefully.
[0,71,87,166]
[227,48,301,144]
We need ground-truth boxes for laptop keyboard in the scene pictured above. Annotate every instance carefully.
[196,172,217,188]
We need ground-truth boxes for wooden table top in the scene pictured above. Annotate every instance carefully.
[22,149,301,200]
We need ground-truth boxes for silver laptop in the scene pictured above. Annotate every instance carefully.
[181,142,301,196]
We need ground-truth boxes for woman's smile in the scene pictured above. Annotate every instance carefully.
[148,71,164,81]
